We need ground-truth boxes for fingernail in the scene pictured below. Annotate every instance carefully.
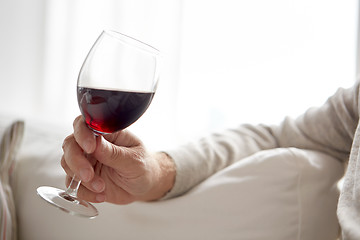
[92,179,105,192]
[80,168,92,182]
[83,140,93,153]
[96,193,106,203]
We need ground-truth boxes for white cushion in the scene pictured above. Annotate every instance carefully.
[13,124,343,240]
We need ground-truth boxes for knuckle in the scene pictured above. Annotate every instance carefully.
[134,154,146,169]
[109,144,122,161]
[73,115,82,129]
[62,134,74,151]
[61,156,74,177]
[132,147,147,167]
[60,156,66,168]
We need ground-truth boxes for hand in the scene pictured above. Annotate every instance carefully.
[61,116,176,204]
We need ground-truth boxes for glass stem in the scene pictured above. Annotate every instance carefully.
[65,175,81,198]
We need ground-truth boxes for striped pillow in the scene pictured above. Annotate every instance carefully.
[0,121,24,240]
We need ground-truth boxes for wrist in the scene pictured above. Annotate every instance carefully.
[147,152,176,201]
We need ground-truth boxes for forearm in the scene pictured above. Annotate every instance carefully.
[162,124,280,199]
[273,84,359,162]
[162,83,359,199]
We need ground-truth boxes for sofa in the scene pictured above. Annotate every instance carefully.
[0,117,343,240]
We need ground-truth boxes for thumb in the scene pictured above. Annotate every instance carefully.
[93,135,145,172]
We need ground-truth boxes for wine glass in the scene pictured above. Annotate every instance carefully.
[37,30,161,218]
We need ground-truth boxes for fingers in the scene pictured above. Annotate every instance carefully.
[72,116,145,173]
[65,175,106,203]
[62,116,108,203]
[62,116,150,204]
[62,115,97,182]
[61,155,74,178]
[62,155,105,191]
[73,115,96,154]
[77,185,106,203]
[62,156,106,203]
[62,133,94,182]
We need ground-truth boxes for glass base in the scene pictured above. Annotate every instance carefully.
[37,186,98,218]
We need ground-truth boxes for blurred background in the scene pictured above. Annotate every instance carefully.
[0,0,358,150]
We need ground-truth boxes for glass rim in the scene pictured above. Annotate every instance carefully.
[103,30,161,56]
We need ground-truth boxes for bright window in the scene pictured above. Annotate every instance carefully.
[0,0,357,150]
[174,0,358,145]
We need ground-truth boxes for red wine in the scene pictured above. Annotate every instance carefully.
[77,87,155,134]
